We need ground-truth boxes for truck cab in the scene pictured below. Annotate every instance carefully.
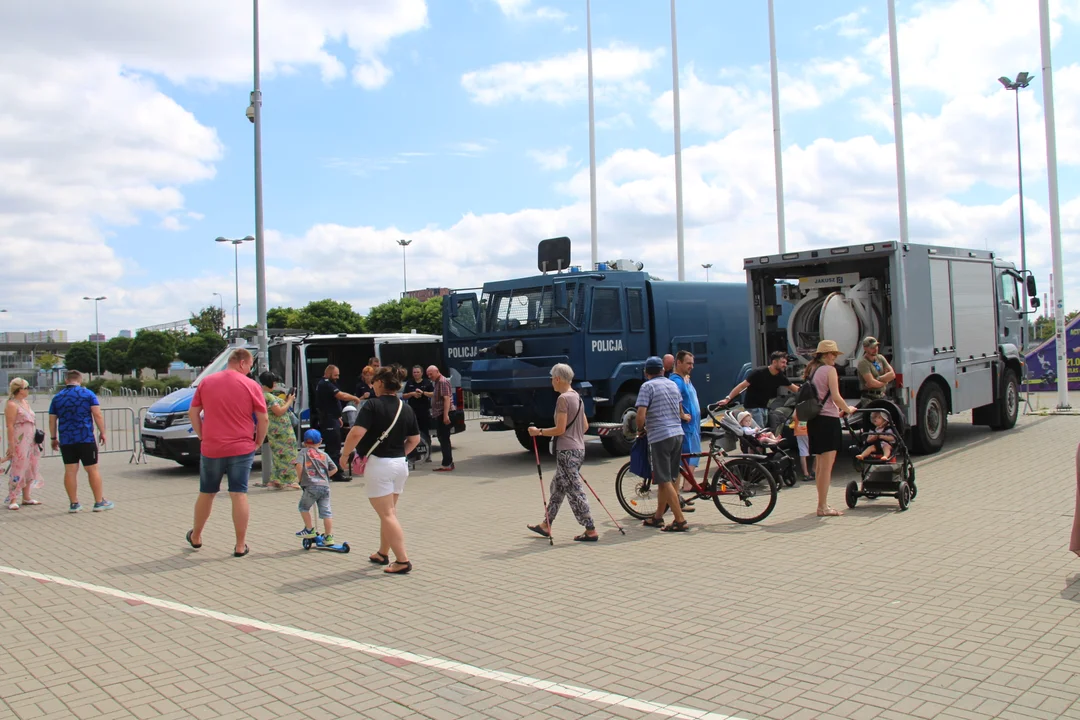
[444,238,749,455]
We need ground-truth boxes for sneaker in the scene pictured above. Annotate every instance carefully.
[92,500,115,512]
[296,527,317,538]
[322,534,335,546]
[69,502,83,513]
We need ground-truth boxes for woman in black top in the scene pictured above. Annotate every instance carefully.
[341,365,420,574]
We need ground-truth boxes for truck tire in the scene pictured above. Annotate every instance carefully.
[515,426,550,455]
[990,368,1020,431]
[599,393,638,456]
[912,382,947,455]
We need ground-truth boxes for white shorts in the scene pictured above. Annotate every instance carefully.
[796,435,810,457]
[364,455,409,498]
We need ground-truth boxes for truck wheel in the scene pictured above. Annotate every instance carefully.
[599,393,637,456]
[515,426,549,455]
[990,368,1020,431]
[912,383,947,455]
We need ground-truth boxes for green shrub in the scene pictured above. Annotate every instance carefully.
[121,377,143,391]
[163,376,191,390]
[143,379,167,392]
[86,378,107,393]
[102,380,123,393]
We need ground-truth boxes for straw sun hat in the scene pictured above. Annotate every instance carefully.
[814,339,842,355]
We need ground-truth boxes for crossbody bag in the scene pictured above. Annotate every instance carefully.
[351,399,404,476]
[553,393,583,454]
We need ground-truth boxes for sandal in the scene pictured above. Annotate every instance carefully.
[816,507,844,517]
[642,516,665,528]
[22,499,41,506]
[7,502,18,511]
[186,529,202,549]
[369,551,389,565]
[661,520,690,532]
[678,499,696,513]
[527,524,551,538]
[573,533,599,542]
[384,560,412,574]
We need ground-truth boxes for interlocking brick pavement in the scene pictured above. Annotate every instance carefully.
[2,408,1080,719]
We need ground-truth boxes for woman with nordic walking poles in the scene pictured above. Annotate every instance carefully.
[341,365,421,574]
[527,364,599,542]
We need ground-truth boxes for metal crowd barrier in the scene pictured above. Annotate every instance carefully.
[461,391,483,421]
[0,407,141,464]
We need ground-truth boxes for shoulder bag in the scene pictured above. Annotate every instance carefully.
[351,399,404,476]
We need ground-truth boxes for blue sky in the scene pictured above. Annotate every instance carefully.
[1,0,1078,337]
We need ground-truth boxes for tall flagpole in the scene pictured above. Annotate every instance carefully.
[1038,0,1070,409]
[670,0,685,281]
[767,0,787,253]
[586,0,598,270]
[886,0,909,247]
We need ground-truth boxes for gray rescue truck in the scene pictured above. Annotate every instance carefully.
[744,241,1038,453]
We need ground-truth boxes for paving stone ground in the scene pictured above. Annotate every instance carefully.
[2,405,1080,720]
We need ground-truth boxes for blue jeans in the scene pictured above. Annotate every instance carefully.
[747,407,769,429]
[199,453,255,494]
[298,485,332,518]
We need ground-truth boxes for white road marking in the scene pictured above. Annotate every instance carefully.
[0,564,744,720]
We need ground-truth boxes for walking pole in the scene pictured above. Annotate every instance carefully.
[578,472,626,535]
[531,430,553,545]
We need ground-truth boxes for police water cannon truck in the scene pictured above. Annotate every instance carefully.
[442,237,751,456]
[744,241,1039,453]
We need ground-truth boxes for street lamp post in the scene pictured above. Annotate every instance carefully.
[701,263,712,282]
[82,296,107,376]
[999,72,1032,347]
[211,292,225,316]
[397,239,413,299]
[215,235,254,330]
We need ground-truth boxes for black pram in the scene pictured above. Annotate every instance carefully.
[843,405,917,511]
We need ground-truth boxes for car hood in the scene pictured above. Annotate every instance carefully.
[148,387,195,414]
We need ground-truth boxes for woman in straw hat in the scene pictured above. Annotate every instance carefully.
[803,340,856,517]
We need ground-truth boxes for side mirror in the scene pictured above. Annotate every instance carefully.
[553,282,569,311]
[1026,275,1037,297]
[1030,297,1041,310]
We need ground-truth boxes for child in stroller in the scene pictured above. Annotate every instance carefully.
[854,410,897,462]
[708,404,799,488]
[736,411,781,444]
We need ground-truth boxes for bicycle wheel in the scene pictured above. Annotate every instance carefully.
[615,461,658,520]
[711,457,778,524]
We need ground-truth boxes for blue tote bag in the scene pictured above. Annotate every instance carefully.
[629,435,651,480]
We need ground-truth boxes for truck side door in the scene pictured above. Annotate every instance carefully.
[585,285,626,386]
[997,270,1023,348]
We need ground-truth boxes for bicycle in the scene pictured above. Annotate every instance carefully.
[615,434,778,525]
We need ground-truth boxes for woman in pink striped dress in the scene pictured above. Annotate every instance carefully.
[5,377,43,510]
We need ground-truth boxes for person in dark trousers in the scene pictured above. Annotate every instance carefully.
[636,356,688,532]
[314,365,360,481]
[718,351,800,427]
[403,365,434,461]
[427,365,454,472]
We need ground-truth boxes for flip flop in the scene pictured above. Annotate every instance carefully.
[369,551,389,565]
[527,524,551,538]
[573,533,599,542]
[186,530,202,549]
[233,545,250,557]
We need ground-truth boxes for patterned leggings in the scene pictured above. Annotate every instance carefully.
[547,449,594,530]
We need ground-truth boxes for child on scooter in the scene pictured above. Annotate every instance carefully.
[295,429,337,544]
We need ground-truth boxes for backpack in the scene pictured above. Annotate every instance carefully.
[794,367,830,422]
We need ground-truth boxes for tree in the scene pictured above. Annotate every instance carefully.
[35,353,60,372]
[296,299,364,334]
[127,330,178,376]
[365,298,408,333]
[63,342,98,374]
[190,305,226,337]
[401,296,444,335]
[267,306,302,329]
[101,336,134,375]
[178,332,227,368]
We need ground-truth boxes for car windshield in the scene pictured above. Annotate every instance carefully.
[480,284,578,333]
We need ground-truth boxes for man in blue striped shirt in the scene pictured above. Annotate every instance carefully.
[635,356,688,532]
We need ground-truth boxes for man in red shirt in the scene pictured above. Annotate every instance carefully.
[186,348,268,557]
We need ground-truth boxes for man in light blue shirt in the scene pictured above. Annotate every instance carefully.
[635,356,687,532]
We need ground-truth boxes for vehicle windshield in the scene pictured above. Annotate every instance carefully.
[481,284,579,333]
[193,345,260,386]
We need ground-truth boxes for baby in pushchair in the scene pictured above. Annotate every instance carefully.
[854,410,897,461]
[736,411,781,444]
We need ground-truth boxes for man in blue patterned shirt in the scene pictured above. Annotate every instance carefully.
[49,370,113,513]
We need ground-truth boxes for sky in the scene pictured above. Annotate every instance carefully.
[1,0,1079,339]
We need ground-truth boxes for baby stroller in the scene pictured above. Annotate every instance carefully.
[843,405,917,511]
[707,402,799,489]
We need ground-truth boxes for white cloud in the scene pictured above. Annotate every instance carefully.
[492,0,567,22]
[528,146,572,170]
[160,216,187,232]
[461,43,665,105]
[815,10,869,39]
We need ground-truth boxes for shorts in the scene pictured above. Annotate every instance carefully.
[796,435,810,457]
[364,455,409,498]
[199,452,255,494]
[298,485,332,518]
[649,435,683,485]
[807,416,843,455]
[60,442,98,467]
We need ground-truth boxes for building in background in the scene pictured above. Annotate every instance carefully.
[404,287,449,302]
[89,333,105,343]
[118,329,133,338]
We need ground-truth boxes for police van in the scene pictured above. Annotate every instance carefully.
[141,331,446,467]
